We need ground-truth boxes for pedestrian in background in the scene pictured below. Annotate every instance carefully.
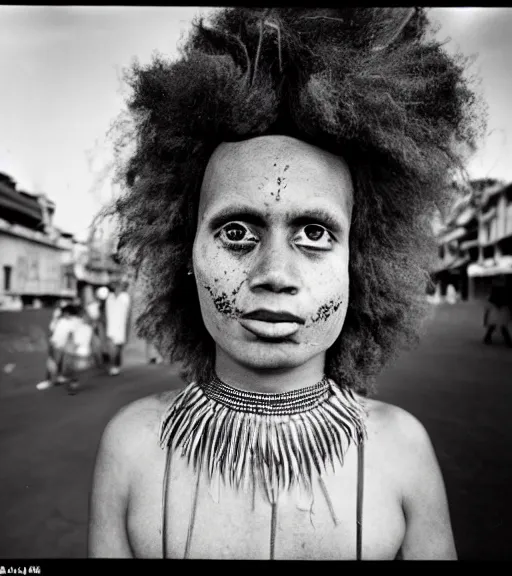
[36,303,76,391]
[94,286,111,368]
[483,286,512,347]
[64,306,95,395]
[446,284,458,305]
[86,291,107,369]
[105,280,131,376]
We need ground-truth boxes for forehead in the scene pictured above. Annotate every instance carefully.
[198,135,353,219]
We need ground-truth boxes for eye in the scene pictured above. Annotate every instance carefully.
[217,222,259,250]
[294,224,334,250]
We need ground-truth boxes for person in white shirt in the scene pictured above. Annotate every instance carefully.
[36,304,77,391]
[105,280,131,376]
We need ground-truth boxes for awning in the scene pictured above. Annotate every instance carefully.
[0,182,42,222]
[74,263,121,286]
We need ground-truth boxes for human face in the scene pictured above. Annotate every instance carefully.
[193,135,353,375]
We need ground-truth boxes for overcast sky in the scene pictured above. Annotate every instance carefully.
[1,7,511,241]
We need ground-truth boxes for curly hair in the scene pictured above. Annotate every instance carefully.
[107,7,483,396]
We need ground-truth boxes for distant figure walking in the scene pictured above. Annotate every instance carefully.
[483,286,512,347]
[86,292,107,368]
[64,306,95,395]
[445,284,458,305]
[105,280,131,376]
[36,303,77,391]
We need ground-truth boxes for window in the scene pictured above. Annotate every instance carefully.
[3,265,12,291]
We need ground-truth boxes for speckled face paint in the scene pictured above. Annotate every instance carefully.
[204,280,245,318]
[311,298,344,323]
[193,135,353,374]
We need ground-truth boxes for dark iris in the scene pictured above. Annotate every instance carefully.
[224,223,246,241]
[304,224,325,241]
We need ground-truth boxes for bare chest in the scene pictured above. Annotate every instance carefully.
[126,445,405,560]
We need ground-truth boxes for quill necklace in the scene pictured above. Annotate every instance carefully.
[159,374,367,506]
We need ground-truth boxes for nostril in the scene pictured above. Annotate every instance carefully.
[253,282,299,295]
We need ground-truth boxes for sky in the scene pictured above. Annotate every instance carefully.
[1,7,511,241]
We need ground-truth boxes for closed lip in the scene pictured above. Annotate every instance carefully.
[241,309,305,325]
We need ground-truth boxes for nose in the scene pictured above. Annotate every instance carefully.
[247,234,300,295]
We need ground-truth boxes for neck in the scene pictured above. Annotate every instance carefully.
[214,348,326,394]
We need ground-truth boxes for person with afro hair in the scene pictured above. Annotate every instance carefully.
[88,7,483,560]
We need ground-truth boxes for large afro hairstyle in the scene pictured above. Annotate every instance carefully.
[108,7,484,396]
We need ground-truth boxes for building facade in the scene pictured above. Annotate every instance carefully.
[0,173,76,310]
[434,179,512,302]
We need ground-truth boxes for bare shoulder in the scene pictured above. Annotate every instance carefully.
[362,397,430,445]
[358,396,435,474]
[89,387,186,557]
[98,388,184,465]
[359,396,442,496]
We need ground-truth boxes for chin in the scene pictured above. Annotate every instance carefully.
[229,341,313,372]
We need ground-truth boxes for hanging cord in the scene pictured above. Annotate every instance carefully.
[318,477,340,526]
[270,501,279,560]
[161,444,172,559]
[356,442,365,561]
[184,461,202,558]
[161,443,202,559]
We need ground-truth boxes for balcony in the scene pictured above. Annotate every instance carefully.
[467,256,512,277]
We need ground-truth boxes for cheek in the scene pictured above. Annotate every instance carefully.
[310,257,349,306]
[193,240,247,323]
[305,260,349,337]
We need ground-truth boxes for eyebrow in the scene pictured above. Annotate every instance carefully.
[207,204,347,232]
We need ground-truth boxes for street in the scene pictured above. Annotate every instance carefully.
[0,302,511,560]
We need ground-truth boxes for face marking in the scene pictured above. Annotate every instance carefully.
[204,284,243,318]
[231,279,245,297]
[311,299,344,323]
[274,165,290,202]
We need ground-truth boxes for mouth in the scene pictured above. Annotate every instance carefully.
[241,309,305,324]
[239,309,304,340]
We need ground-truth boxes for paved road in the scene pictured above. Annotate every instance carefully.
[0,302,511,559]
